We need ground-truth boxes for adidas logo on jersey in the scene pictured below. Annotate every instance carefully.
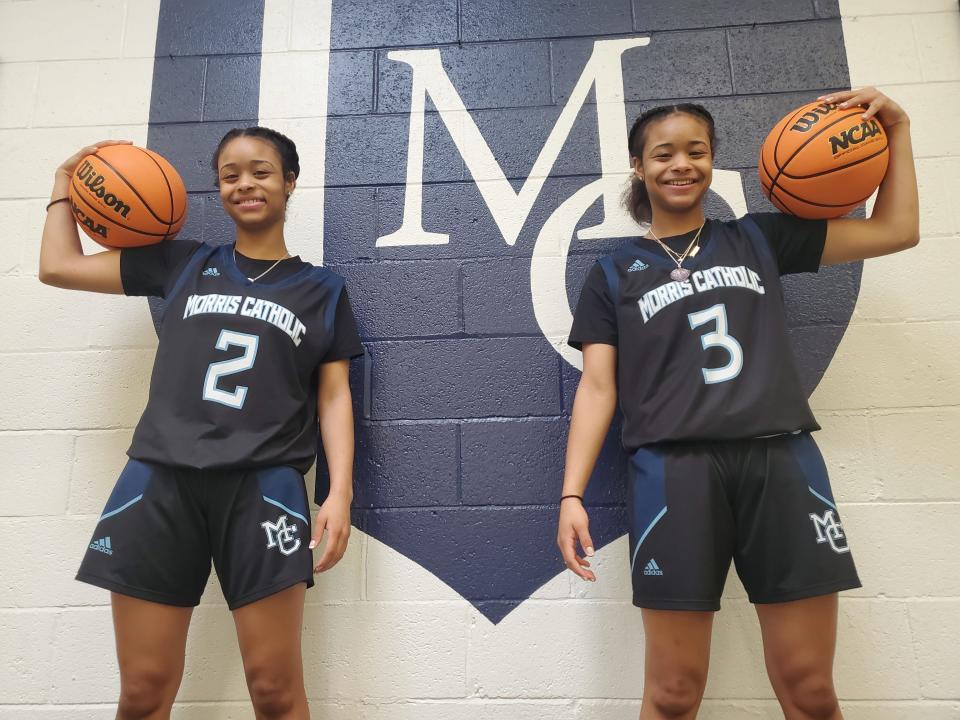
[89,536,113,556]
[643,558,663,576]
[202,267,221,277]
[627,259,649,273]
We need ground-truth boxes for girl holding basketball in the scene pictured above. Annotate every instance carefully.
[40,128,361,719]
[558,87,917,720]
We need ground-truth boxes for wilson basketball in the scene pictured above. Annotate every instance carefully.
[758,100,888,219]
[69,145,187,248]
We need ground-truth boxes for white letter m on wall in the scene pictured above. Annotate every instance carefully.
[376,38,650,248]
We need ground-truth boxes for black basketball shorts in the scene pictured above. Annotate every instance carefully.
[627,432,861,611]
[77,459,315,609]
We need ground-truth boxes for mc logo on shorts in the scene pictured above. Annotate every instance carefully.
[261,515,301,556]
[809,510,850,554]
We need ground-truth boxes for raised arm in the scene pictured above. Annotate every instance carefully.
[557,342,618,581]
[39,140,131,293]
[818,88,919,266]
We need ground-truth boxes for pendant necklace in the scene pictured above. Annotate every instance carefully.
[646,221,706,282]
[234,247,290,283]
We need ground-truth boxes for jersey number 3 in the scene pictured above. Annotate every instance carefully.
[687,304,743,384]
[202,330,260,409]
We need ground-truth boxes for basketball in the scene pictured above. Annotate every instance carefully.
[758,100,889,219]
[68,145,188,248]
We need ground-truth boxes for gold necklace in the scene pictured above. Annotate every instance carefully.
[234,247,290,282]
[646,221,705,281]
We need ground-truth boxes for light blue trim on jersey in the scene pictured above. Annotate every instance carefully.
[808,486,837,511]
[100,494,143,521]
[630,506,667,574]
[262,495,308,524]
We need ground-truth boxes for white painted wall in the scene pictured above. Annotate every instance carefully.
[0,0,957,717]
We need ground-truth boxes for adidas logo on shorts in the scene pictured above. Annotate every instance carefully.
[627,259,649,273]
[89,536,113,556]
[643,558,663,576]
[202,267,221,277]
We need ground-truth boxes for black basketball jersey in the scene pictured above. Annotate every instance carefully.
[569,214,824,451]
[125,242,362,474]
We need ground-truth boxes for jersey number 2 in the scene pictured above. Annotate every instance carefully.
[202,330,259,409]
[687,304,743,384]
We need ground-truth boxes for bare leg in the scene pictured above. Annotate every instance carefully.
[756,593,843,720]
[233,583,309,720]
[639,609,714,720]
[112,593,192,720]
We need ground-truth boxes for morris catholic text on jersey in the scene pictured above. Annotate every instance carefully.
[637,265,766,323]
[121,242,363,474]
[569,213,826,451]
[182,293,307,346]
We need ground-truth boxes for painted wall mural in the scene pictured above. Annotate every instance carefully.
[145,0,858,623]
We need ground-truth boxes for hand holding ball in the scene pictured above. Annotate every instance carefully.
[759,99,889,219]
[68,145,187,248]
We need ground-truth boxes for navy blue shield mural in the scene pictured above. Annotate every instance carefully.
[146,0,859,623]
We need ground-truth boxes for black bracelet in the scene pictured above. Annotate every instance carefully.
[46,197,71,211]
[560,494,584,503]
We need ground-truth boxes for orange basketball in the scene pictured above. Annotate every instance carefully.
[69,145,187,248]
[758,100,888,219]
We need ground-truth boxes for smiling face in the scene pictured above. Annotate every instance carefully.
[633,112,714,223]
[216,136,295,231]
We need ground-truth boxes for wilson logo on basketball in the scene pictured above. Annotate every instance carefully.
[75,160,132,218]
[759,99,889,219]
[828,119,883,156]
[789,103,833,133]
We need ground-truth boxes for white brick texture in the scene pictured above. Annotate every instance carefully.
[909,600,960,699]
[69,429,134,514]
[0,432,73,516]
[0,350,154,429]
[33,59,155,128]
[842,503,960,597]
[0,279,158,351]
[301,603,470,700]
[261,0,294,54]
[0,63,39,129]
[0,1,126,63]
[121,0,162,59]
[842,16,923,86]
[0,610,57,703]
[872,409,960,500]
[809,322,960,410]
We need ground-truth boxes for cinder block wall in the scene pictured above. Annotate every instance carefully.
[1,0,957,718]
